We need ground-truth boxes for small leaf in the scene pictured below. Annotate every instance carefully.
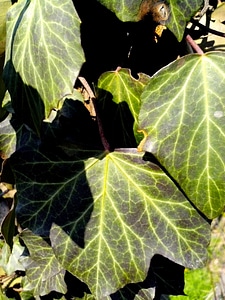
[0,114,16,159]
[0,236,25,276]
[4,0,85,120]
[97,68,150,144]
[139,52,225,219]
[19,230,67,297]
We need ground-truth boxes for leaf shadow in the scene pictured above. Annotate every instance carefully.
[3,60,45,136]
[3,63,104,249]
[109,254,185,300]
[96,88,137,149]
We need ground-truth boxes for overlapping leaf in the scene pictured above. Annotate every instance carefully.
[4,0,85,120]
[139,52,225,219]
[97,68,150,144]
[19,229,67,297]
[10,145,210,298]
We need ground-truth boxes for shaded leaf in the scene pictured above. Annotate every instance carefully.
[21,147,208,298]
[0,53,7,122]
[1,196,16,249]
[97,68,150,144]
[19,230,67,297]
[4,0,85,120]
[139,52,225,219]
[10,143,210,298]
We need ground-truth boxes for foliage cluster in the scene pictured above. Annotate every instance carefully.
[0,0,225,299]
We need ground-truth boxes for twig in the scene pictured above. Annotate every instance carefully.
[78,77,111,152]
[191,18,225,38]
[186,34,204,54]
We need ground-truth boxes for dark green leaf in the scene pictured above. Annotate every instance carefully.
[139,52,225,219]
[19,230,67,297]
[10,142,210,298]
[166,0,203,41]
[4,0,85,120]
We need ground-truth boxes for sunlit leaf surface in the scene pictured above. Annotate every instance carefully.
[139,52,225,219]
[97,0,142,21]
[19,230,67,296]
[0,0,11,55]
[10,144,209,298]
[97,68,150,144]
[4,0,84,119]
[0,114,16,158]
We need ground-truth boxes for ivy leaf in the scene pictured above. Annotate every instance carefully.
[97,68,150,145]
[0,0,11,55]
[4,0,85,121]
[9,144,210,298]
[0,114,16,159]
[0,236,25,275]
[19,229,67,297]
[139,52,225,219]
[166,0,203,41]
[97,0,202,41]
[97,0,142,22]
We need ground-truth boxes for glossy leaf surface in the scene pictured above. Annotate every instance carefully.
[139,52,225,219]
[9,144,210,298]
[4,0,84,120]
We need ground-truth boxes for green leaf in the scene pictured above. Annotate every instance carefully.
[0,236,25,275]
[97,0,142,22]
[0,114,16,159]
[97,68,150,144]
[19,229,67,297]
[97,0,202,41]
[0,0,11,55]
[11,144,211,298]
[4,0,85,120]
[166,0,203,41]
[139,52,225,219]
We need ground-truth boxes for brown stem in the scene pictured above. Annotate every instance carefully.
[78,77,111,152]
[185,34,204,54]
[191,18,225,38]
